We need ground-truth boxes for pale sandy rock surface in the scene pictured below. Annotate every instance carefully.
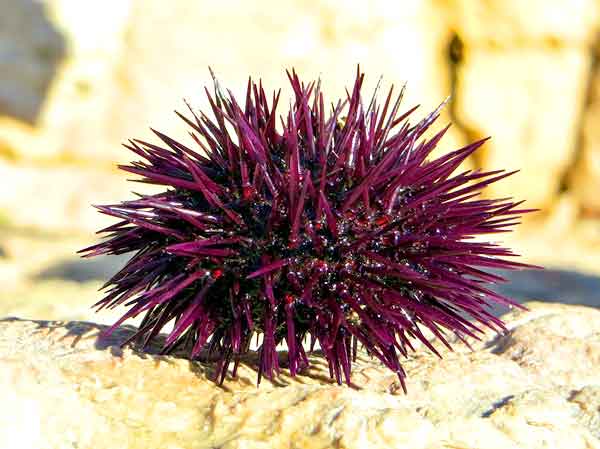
[571,39,600,215]
[455,48,588,208]
[451,0,598,46]
[451,0,598,209]
[0,0,65,123]
[0,163,135,233]
[0,0,131,163]
[0,302,598,449]
[112,0,464,158]
[0,0,462,166]
[2,0,600,271]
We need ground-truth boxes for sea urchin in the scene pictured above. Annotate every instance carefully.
[81,68,536,391]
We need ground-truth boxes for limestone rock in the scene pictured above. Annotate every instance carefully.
[0,0,132,163]
[571,41,600,215]
[0,162,160,233]
[0,0,463,166]
[0,0,65,123]
[452,0,598,210]
[37,0,133,163]
[490,302,600,387]
[455,48,589,209]
[0,0,473,233]
[111,0,462,156]
[451,0,598,47]
[0,302,599,448]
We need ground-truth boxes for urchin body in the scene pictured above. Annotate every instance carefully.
[82,69,534,390]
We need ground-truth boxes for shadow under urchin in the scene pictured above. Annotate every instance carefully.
[80,68,537,392]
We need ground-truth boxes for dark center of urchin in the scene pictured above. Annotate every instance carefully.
[81,68,537,391]
[181,168,426,335]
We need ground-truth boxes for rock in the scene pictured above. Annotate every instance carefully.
[0,162,160,233]
[571,40,600,215]
[489,302,600,388]
[0,302,598,448]
[497,193,600,276]
[455,49,589,209]
[451,0,598,47]
[452,0,598,210]
[111,0,463,157]
[569,386,600,439]
[0,0,65,123]
[0,0,473,233]
[0,232,100,292]
[37,0,133,163]
[0,0,465,166]
[3,0,600,274]
[0,0,132,163]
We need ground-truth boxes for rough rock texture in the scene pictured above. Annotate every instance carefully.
[0,0,131,163]
[0,163,145,233]
[112,0,463,154]
[571,39,600,215]
[0,0,65,124]
[0,0,462,165]
[2,0,600,272]
[1,302,599,449]
[0,0,470,235]
[452,0,598,210]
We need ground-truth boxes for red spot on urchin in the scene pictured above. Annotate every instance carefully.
[242,185,253,200]
[313,260,329,273]
[375,216,390,226]
[80,67,539,391]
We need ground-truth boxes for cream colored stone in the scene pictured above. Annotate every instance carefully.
[487,388,600,449]
[455,48,589,209]
[0,302,598,448]
[0,0,65,123]
[0,0,132,163]
[498,194,600,275]
[111,0,461,155]
[451,0,599,47]
[451,0,598,210]
[0,162,161,233]
[571,45,600,214]
[569,385,600,439]
[4,0,600,280]
[38,0,133,162]
[489,303,600,388]
[0,0,464,165]
[0,0,472,234]
[572,149,600,213]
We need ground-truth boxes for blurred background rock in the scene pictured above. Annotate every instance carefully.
[2,0,600,323]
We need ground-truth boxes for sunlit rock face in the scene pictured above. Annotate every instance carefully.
[1,0,600,246]
[571,39,600,215]
[450,0,598,211]
[0,0,65,124]
[0,302,598,449]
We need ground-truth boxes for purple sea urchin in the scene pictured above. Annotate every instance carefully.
[81,69,536,391]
